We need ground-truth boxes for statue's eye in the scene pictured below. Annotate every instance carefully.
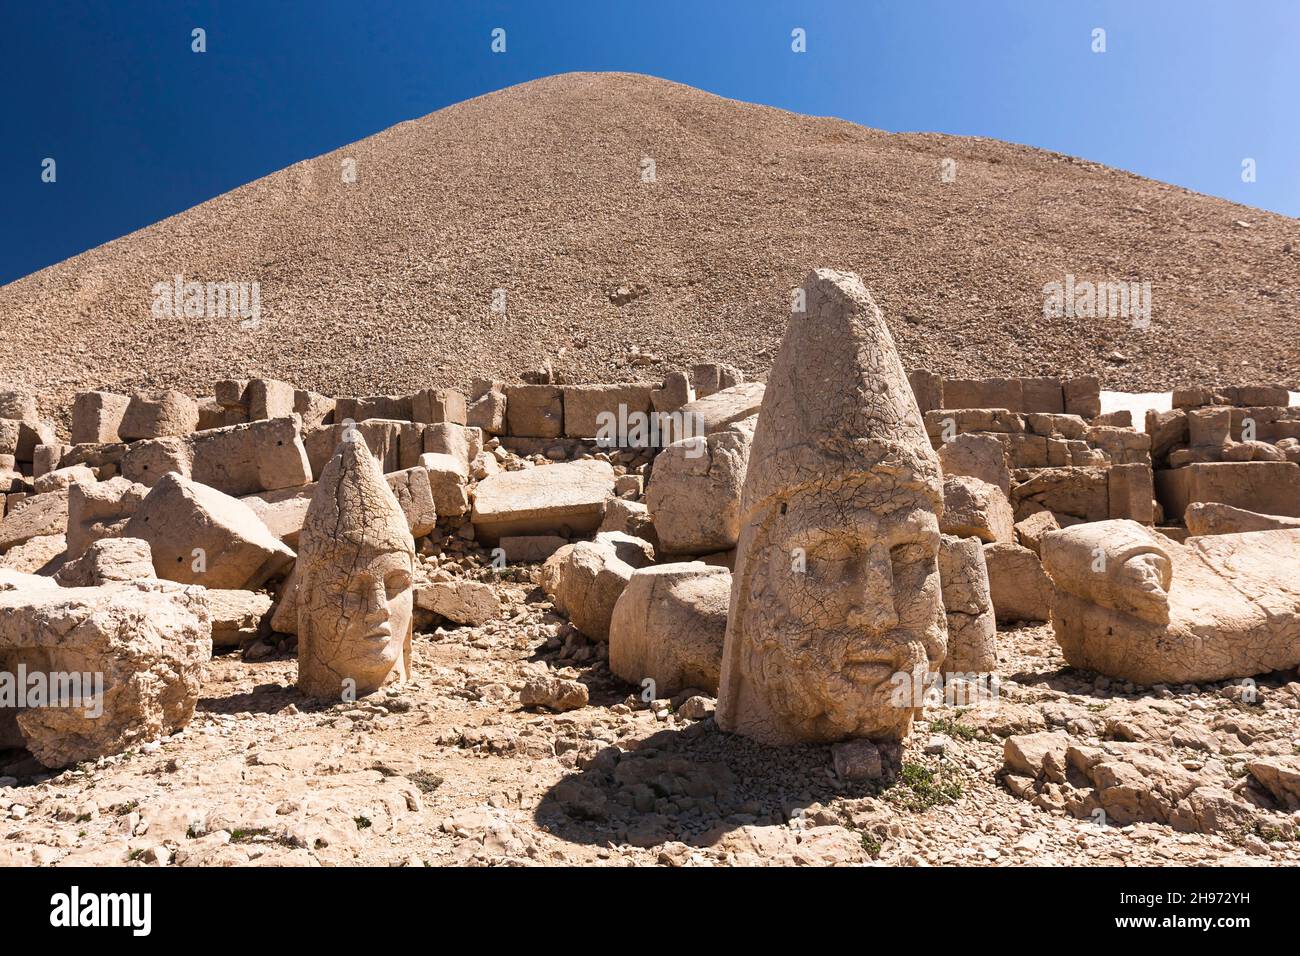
[384,573,410,600]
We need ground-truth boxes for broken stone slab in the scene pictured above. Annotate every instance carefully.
[609,562,730,697]
[1011,466,1110,523]
[189,416,313,496]
[467,379,507,435]
[645,416,754,555]
[418,452,470,517]
[937,432,1011,495]
[1063,376,1101,420]
[32,443,71,480]
[0,533,67,576]
[471,459,615,544]
[497,535,568,563]
[667,382,765,445]
[71,391,131,444]
[66,477,148,559]
[411,388,467,425]
[245,379,296,421]
[0,572,211,768]
[1108,462,1155,523]
[293,389,335,428]
[1156,461,1300,520]
[690,363,743,400]
[651,370,695,414]
[519,675,588,712]
[304,420,403,477]
[206,589,273,648]
[1014,510,1060,555]
[562,383,655,439]
[384,466,438,537]
[1043,519,1300,683]
[124,473,295,590]
[504,385,563,438]
[983,541,1053,624]
[1246,756,1300,811]
[121,436,192,487]
[32,464,96,496]
[0,490,69,553]
[941,474,1014,543]
[414,579,501,627]
[540,531,654,641]
[54,537,155,587]
[422,423,483,472]
[119,390,199,441]
[1184,501,1300,536]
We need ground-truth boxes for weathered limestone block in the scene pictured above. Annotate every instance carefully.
[337,394,413,422]
[1155,461,1300,519]
[0,491,69,553]
[941,475,1014,543]
[189,416,312,496]
[32,443,70,479]
[1011,466,1110,522]
[124,473,294,589]
[562,384,655,439]
[1026,412,1089,440]
[669,382,765,444]
[119,390,199,441]
[498,534,569,563]
[0,533,66,576]
[505,385,563,438]
[296,438,416,699]
[718,269,947,746]
[55,537,155,587]
[410,388,466,426]
[398,422,426,470]
[414,579,501,627]
[66,477,148,558]
[1021,377,1065,414]
[467,379,507,435]
[304,420,402,476]
[121,436,193,487]
[1184,502,1300,536]
[246,379,296,421]
[983,541,1053,623]
[1247,757,1300,811]
[645,417,754,554]
[937,535,997,674]
[471,459,615,544]
[1108,462,1155,523]
[422,423,483,472]
[207,589,273,648]
[1063,376,1102,420]
[385,466,438,537]
[691,363,744,400]
[15,420,55,462]
[609,562,731,696]
[540,531,654,641]
[418,452,470,517]
[938,432,1011,495]
[1014,510,1060,555]
[0,420,18,459]
[906,369,943,414]
[651,370,695,414]
[1043,520,1300,683]
[599,498,658,548]
[293,389,335,429]
[942,377,1024,412]
[32,464,96,496]
[925,408,1025,442]
[71,391,131,444]
[0,572,210,767]
[1145,408,1188,468]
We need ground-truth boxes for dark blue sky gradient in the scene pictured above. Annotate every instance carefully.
[3,0,1297,286]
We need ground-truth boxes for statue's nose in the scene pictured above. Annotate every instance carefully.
[364,579,390,620]
[846,546,899,634]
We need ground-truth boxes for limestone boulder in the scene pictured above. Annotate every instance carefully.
[385,466,438,537]
[0,490,69,553]
[121,436,193,487]
[66,477,149,558]
[414,579,501,627]
[540,531,654,641]
[119,390,199,441]
[471,459,615,544]
[467,379,507,435]
[505,385,563,438]
[124,473,295,589]
[1184,501,1300,536]
[71,391,131,444]
[938,432,1011,494]
[32,464,96,496]
[669,382,765,444]
[206,589,273,648]
[941,475,1014,543]
[1014,510,1060,555]
[983,541,1053,623]
[608,562,730,697]
[55,537,155,587]
[645,416,754,555]
[690,363,743,399]
[0,573,211,767]
[563,384,654,439]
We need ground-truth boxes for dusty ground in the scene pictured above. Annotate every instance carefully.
[2,576,1297,867]
[4,72,1300,432]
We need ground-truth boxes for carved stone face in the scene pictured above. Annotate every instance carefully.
[300,547,412,696]
[739,479,945,741]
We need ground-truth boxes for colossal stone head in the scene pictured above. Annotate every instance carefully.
[296,436,415,699]
[716,269,947,745]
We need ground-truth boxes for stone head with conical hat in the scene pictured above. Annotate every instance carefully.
[296,433,416,699]
[716,269,947,745]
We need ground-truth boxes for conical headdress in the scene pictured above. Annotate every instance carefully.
[741,268,942,518]
[298,435,415,568]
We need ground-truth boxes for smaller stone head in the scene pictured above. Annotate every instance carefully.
[296,436,415,699]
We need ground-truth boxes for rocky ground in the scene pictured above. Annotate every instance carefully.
[2,571,1296,867]
[4,72,1300,432]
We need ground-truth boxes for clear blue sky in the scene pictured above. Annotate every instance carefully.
[3,0,1297,286]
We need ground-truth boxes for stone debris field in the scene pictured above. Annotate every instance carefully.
[1,266,1299,868]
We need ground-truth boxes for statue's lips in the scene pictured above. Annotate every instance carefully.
[363,624,393,643]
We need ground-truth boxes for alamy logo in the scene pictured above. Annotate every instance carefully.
[0,665,103,718]
[594,404,705,455]
[151,273,262,329]
[1042,274,1151,328]
[49,886,151,936]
